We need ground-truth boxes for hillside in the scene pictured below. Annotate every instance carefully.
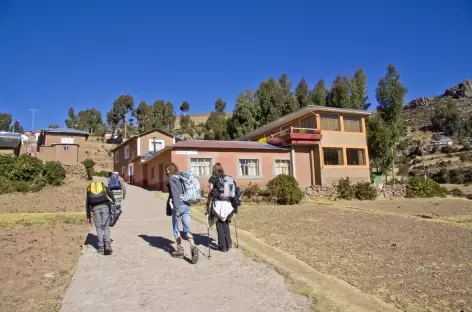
[84,137,116,172]
[174,112,233,130]
[402,79,472,129]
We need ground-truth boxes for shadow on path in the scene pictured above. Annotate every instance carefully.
[84,233,99,250]
[138,234,176,253]
[193,233,219,250]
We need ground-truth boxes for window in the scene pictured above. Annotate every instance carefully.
[151,167,156,179]
[300,115,317,129]
[320,114,340,131]
[239,159,260,177]
[323,147,344,165]
[190,158,212,177]
[343,116,363,132]
[346,148,366,165]
[275,159,290,175]
[121,166,126,175]
[124,145,129,159]
[149,139,165,153]
[114,152,119,164]
[61,136,74,144]
[63,146,69,151]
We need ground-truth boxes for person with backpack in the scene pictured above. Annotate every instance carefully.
[107,171,126,208]
[206,163,237,252]
[86,178,116,255]
[165,162,199,264]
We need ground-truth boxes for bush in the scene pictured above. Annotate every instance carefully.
[441,145,455,154]
[12,155,43,182]
[82,158,96,180]
[43,161,66,186]
[432,168,450,184]
[449,169,464,184]
[244,183,261,199]
[95,170,109,178]
[406,177,448,198]
[0,155,16,179]
[354,182,378,200]
[0,176,15,194]
[13,180,30,193]
[265,174,303,205]
[459,152,471,162]
[450,188,465,197]
[337,177,355,200]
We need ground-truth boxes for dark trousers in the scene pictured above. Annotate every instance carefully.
[216,219,232,251]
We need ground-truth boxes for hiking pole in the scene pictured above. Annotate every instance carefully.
[233,215,239,248]
[207,214,211,258]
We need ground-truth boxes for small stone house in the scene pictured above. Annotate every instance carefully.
[36,128,90,165]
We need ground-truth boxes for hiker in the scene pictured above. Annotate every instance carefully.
[86,178,116,255]
[206,163,237,252]
[165,162,199,263]
[107,171,126,208]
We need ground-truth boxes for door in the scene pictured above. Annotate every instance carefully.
[128,164,134,184]
[158,164,164,191]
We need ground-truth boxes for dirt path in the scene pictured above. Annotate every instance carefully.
[60,184,311,312]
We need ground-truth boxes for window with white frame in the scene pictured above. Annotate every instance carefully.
[124,145,129,159]
[114,151,119,164]
[63,146,69,151]
[239,159,260,177]
[149,139,165,153]
[121,166,126,175]
[61,135,74,144]
[190,158,212,177]
[275,159,290,175]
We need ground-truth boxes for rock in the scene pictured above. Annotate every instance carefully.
[444,79,472,99]
[302,185,339,198]
[404,97,433,109]
[43,272,55,279]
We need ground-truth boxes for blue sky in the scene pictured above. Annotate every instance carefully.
[1,0,471,130]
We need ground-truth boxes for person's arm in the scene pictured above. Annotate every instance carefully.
[106,187,115,203]
[86,192,92,222]
[169,175,182,207]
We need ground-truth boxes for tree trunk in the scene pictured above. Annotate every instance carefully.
[423,155,427,180]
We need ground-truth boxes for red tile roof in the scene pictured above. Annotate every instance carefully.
[173,140,288,151]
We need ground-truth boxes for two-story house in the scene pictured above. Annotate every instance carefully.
[37,128,90,165]
[138,105,371,191]
[110,128,175,183]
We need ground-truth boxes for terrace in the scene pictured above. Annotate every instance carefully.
[265,126,322,147]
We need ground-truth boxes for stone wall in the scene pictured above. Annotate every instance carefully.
[376,184,407,199]
[302,184,407,200]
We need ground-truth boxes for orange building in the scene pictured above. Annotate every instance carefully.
[127,105,371,191]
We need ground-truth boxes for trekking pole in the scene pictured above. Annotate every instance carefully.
[233,215,239,248]
[207,214,211,258]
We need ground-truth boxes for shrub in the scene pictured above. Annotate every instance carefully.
[459,152,471,162]
[432,168,450,184]
[449,169,464,184]
[441,145,454,154]
[354,182,378,200]
[244,183,261,199]
[43,161,66,186]
[82,158,96,180]
[0,155,16,179]
[337,177,355,200]
[0,176,15,194]
[95,170,109,178]
[450,188,465,197]
[265,174,303,205]
[12,155,43,182]
[406,177,448,198]
[14,180,30,193]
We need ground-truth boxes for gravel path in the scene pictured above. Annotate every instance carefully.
[60,184,311,312]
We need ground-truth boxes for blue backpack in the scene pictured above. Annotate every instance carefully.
[108,173,122,190]
[177,171,201,205]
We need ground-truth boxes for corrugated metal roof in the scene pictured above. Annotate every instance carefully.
[236,105,371,141]
[41,128,90,135]
[0,132,22,148]
[173,140,288,151]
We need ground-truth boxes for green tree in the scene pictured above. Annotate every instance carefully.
[350,68,370,110]
[328,76,351,108]
[366,115,397,178]
[132,101,153,132]
[107,95,134,136]
[151,100,176,132]
[310,79,328,106]
[376,64,407,125]
[9,120,24,133]
[180,101,190,113]
[430,100,463,136]
[77,108,104,134]
[295,77,310,107]
[0,113,12,131]
[179,101,192,133]
[228,91,260,139]
[65,108,79,128]
[204,98,229,140]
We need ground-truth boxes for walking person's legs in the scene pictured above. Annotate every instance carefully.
[102,207,112,255]
[180,205,199,263]
[171,208,184,258]
[92,208,105,254]
[223,220,232,250]
[216,220,228,251]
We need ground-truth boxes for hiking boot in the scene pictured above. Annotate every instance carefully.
[171,246,184,258]
[104,246,113,255]
[190,245,199,264]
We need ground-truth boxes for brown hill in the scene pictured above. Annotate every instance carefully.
[402,79,472,129]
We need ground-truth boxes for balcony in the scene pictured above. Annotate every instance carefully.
[267,127,322,147]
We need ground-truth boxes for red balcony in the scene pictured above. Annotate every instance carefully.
[267,127,322,147]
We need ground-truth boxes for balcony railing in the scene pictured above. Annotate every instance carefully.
[266,127,322,146]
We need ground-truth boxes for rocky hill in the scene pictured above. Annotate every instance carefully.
[402,79,472,129]
[84,137,116,172]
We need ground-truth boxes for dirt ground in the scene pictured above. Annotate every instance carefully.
[0,223,88,312]
[0,178,88,214]
[237,200,472,312]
